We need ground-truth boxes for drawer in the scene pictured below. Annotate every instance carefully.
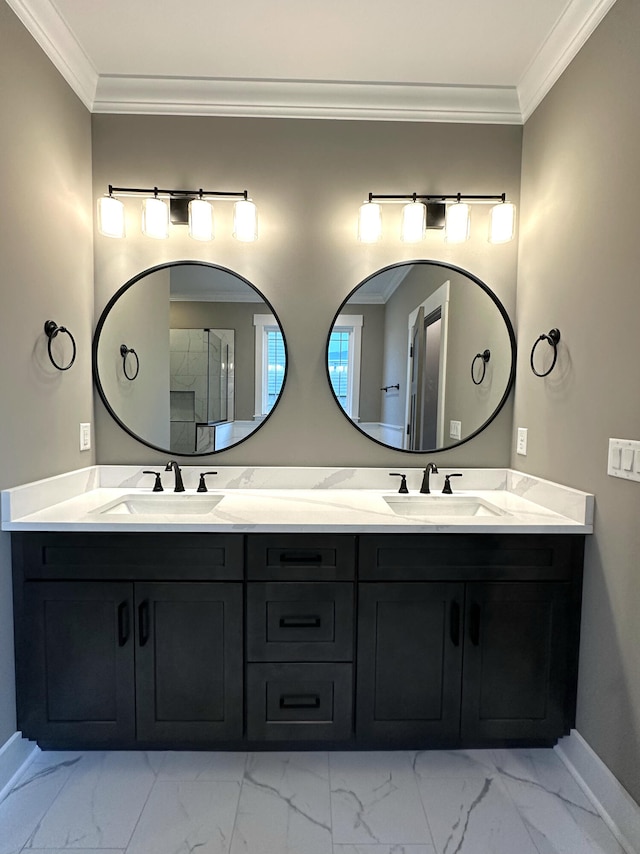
[246,534,356,580]
[359,534,583,582]
[247,582,354,661]
[12,533,244,581]
[246,662,353,741]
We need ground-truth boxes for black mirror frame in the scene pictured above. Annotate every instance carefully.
[93,260,289,457]
[325,259,517,454]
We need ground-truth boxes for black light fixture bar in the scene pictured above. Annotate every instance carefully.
[107,184,249,199]
[368,192,506,203]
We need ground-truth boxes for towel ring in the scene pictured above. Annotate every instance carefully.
[471,349,491,385]
[530,328,561,377]
[44,320,76,371]
[120,344,140,380]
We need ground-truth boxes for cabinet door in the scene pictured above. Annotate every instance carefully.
[135,582,243,742]
[357,582,464,743]
[20,581,135,744]
[462,582,571,741]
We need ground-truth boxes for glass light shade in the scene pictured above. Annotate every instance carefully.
[445,202,470,243]
[357,202,382,242]
[233,200,258,242]
[141,197,169,239]
[97,196,125,238]
[401,201,426,242]
[188,198,214,241]
[489,202,516,243]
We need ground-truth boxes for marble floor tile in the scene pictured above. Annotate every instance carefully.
[491,749,628,854]
[230,752,332,854]
[0,755,81,854]
[157,751,247,782]
[412,749,498,780]
[330,752,433,846]
[127,780,241,854]
[333,846,436,854]
[417,774,539,854]
[23,751,158,849]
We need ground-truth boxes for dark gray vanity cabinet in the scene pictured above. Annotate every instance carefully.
[12,530,584,750]
[12,533,243,747]
[357,534,583,746]
[245,534,356,743]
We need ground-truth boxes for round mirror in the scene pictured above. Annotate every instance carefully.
[326,260,515,452]
[93,261,287,455]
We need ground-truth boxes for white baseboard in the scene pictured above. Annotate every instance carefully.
[0,732,39,804]
[555,729,640,854]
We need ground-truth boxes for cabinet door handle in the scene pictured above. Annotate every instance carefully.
[279,552,323,564]
[117,601,130,647]
[279,615,321,629]
[138,600,150,647]
[469,602,481,646]
[279,694,321,709]
[449,600,461,647]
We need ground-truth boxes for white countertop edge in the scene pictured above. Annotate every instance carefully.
[1,466,594,533]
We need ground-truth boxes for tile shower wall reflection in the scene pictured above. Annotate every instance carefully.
[169,328,235,454]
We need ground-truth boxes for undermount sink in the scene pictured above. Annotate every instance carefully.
[383,494,506,518]
[97,494,225,516]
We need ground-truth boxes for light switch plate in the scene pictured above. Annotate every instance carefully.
[80,422,91,451]
[608,438,640,481]
[517,427,528,456]
[449,420,461,440]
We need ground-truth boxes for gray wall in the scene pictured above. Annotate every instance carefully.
[515,0,640,803]
[92,115,521,466]
[0,2,94,743]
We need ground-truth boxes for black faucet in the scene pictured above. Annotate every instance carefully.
[165,460,185,492]
[420,463,439,494]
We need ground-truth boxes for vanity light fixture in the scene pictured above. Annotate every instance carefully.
[400,198,427,243]
[358,201,382,242]
[233,198,259,242]
[141,192,170,239]
[445,198,470,243]
[98,185,257,242]
[97,191,125,238]
[489,200,516,243]
[358,192,515,244]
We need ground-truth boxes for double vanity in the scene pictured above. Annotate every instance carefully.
[2,465,593,752]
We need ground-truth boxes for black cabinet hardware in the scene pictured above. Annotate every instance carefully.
[117,601,130,647]
[279,552,323,564]
[278,615,321,629]
[138,600,150,647]
[279,694,321,709]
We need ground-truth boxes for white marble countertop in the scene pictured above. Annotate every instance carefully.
[1,466,594,534]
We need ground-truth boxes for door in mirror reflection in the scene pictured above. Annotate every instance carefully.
[326,261,516,453]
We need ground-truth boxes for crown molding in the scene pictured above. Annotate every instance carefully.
[92,76,521,124]
[517,0,619,122]
[5,0,98,109]
[8,0,614,124]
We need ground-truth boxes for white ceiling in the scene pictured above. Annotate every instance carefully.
[7,0,617,122]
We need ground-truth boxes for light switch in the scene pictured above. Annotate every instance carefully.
[517,427,528,456]
[79,422,91,451]
[450,420,461,440]
[610,446,622,470]
[608,438,640,482]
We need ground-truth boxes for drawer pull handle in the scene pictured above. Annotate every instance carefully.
[138,600,150,647]
[279,615,321,629]
[117,601,130,647]
[279,694,321,709]
[469,602,481,647]
[279,552,323,564]
[449,600,460,647]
